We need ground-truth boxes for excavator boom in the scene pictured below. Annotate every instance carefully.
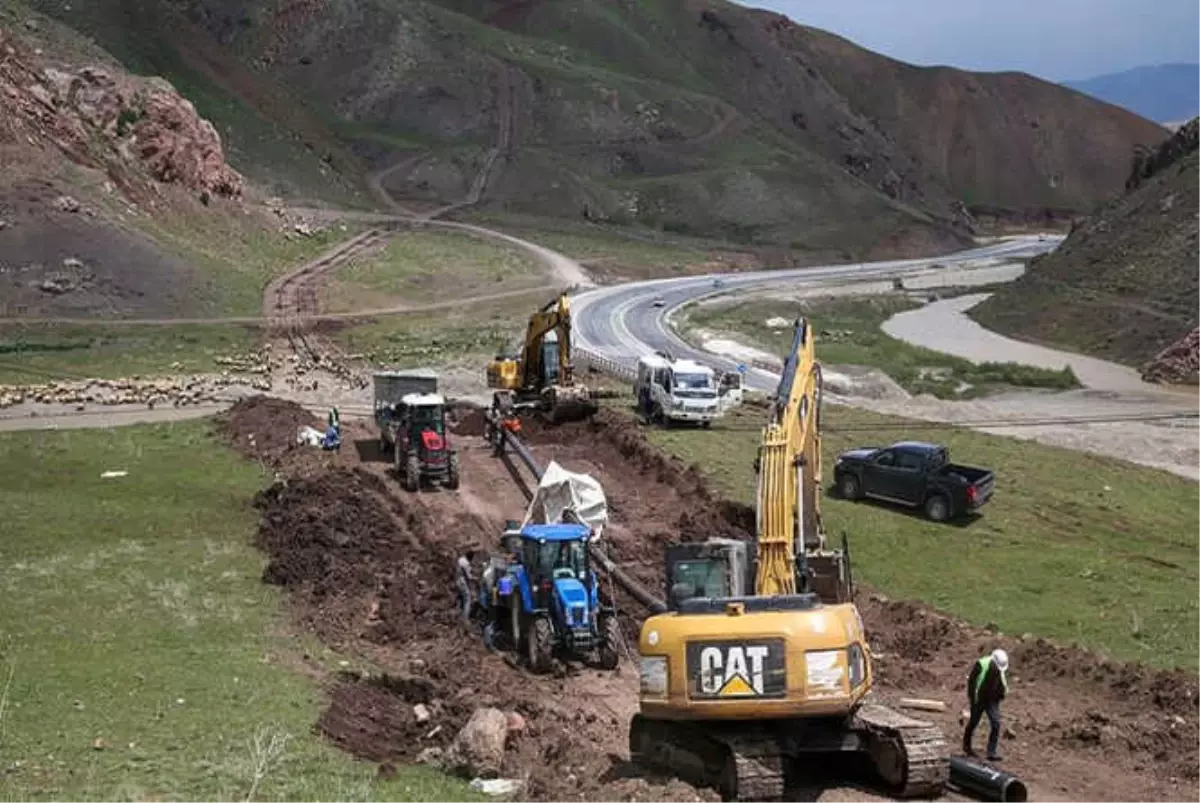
[754,317,824,596]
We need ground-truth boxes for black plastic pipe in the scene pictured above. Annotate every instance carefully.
[589,544,668,614]
[499,419,668,614]
[949,756,1028,802]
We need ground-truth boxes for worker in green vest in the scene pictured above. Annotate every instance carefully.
[962,648,1009,761]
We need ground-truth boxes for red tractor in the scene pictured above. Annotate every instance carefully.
[375,370,461,492]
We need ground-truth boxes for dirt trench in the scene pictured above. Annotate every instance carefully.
[221,400,1198,802]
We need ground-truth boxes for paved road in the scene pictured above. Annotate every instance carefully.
[572,236,1062,392]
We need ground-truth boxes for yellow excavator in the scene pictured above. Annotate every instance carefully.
[486,293,597,423]
[629,317,949,801]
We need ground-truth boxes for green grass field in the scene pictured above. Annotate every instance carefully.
[643,404,1199,669]
[0,422,479,800]
[332,293,540,369]
[0,323,263,384]
[323,230,546,312]
[683,295,1079,398]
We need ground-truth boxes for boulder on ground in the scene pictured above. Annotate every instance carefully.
[445,707,509,779]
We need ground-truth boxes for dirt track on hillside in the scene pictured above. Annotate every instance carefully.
[221,398,1198,803]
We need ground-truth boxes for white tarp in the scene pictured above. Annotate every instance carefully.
[522,460,609,539]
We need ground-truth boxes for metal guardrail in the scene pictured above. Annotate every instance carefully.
[573,347,638,383]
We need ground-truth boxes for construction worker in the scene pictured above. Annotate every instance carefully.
[963,648,1009,761]
[455,551,475,624]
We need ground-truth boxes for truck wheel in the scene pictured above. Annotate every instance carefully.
[526,616,554,674]
[597,615,620,670]
[701,420,712,429]
[839,473,862,500]
[924,494,950,522]
[446,452,461,490]
[404,454,420,492]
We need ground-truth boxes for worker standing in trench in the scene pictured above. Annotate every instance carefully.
[455,551,476,624]
[962,648,1009,761]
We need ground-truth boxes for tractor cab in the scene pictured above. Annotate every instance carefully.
[512,523,596,613]
[397,392,447,451]
[393,391,459,491]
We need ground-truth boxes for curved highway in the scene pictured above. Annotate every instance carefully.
[572,236,1062,392]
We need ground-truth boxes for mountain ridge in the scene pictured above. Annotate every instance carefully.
[1064,63,1199,125]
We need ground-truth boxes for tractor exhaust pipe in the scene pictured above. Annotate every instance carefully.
[949,757,1028,802]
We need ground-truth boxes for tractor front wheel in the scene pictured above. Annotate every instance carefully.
[597,615,620,670]
[526,615,554,674]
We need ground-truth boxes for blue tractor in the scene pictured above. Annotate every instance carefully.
[486,522,621,673]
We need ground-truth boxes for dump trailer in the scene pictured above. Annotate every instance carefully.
[374,369,460,491]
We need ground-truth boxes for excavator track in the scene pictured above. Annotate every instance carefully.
[854,703,950,798]
[630,707,948,801]
[629,715,785,802]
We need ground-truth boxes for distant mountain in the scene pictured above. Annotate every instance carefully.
[1064,64,1199,124]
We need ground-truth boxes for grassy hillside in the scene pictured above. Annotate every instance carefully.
[20,0,1163,256]
[973,120,1199,368]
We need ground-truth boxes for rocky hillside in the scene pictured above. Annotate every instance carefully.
[19,0,1166,258]
[0,21,244,318]
[973,119,1199,381]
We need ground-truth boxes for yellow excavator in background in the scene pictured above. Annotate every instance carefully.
[486,293,598,423]
[629,317,949,801]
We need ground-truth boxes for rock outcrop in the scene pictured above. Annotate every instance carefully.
[1142,328,1200,385]
[0,29,242,198]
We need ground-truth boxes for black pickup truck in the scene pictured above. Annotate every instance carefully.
[832,441,995,522]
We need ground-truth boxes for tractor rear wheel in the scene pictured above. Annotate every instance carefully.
[404,454,420,492]
[597,614,620,670]
[526,616,554,674]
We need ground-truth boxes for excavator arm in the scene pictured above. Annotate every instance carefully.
[754,316,824,596]
[519,294,575,392]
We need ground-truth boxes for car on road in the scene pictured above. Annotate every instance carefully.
[652,296,666,307]
[832,441,995,522]
[711,278,726,289]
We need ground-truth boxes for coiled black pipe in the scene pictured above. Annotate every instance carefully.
[949,756,1028,802]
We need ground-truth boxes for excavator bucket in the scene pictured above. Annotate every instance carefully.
[546,385,598,423]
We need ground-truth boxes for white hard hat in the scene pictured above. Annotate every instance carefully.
[992,648,1009,672]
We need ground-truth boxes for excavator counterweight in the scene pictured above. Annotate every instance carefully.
[628,317,949,800]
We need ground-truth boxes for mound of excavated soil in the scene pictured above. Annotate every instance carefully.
[521,410,755,590]
[859,595,1199,795]
[254,456,712,801]
[217,395,319,465]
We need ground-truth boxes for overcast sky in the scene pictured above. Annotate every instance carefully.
[737,0,1200,82]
